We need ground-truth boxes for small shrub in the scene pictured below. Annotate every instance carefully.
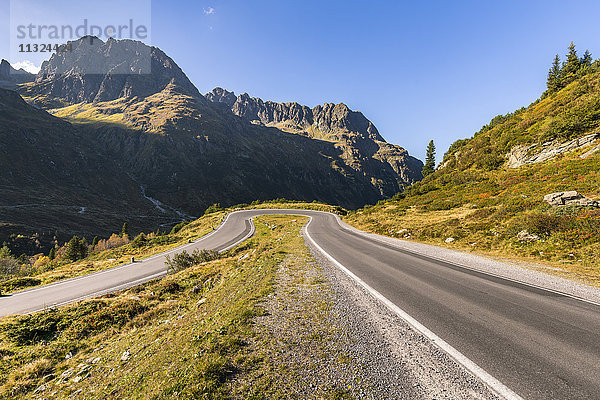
[158,281,182,295]
[93,233,130,252]
[1,277,42,292]
[1,310,61,345]
[0,257,20,277]
[204,203,223,215]
[170,221,190,235]
[524,212,562,236]
[131,233,148,248]
[165,249,220,273]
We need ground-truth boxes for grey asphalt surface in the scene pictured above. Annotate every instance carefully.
[2,209,599,399]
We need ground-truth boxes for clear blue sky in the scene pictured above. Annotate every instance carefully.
[2,0,600,161]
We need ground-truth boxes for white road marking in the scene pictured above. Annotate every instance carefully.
[333,215,600,307]
[303,216,523,400]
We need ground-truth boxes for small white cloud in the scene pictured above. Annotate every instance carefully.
[12,60,40,74]
[204,7,215,15]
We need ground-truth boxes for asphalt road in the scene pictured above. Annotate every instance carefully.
[2,209,599,399]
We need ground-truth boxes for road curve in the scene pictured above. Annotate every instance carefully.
[2,209,600,399]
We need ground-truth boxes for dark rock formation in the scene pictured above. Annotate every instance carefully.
[206,88,423,193]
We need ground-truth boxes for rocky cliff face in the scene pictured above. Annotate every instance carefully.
[506,133,600,168]
[207,88,383,141]
[24,36,201,106]
[206,88,423,193]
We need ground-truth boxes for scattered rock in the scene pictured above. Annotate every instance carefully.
[76,364,90,375]
[197,298,207,306]
[517,230,540,243]
[65,352,73,360]
[444,237,455,243]
[580,145,600,159]
[33,384,48,394]
[192,285,203,294]
[543,191,598,207]
[120,350,131,361]
[506,133,599,168]
[396,229,408,234]
[60,368,75,378]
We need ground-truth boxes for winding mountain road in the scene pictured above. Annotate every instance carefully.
[1,209,599,399]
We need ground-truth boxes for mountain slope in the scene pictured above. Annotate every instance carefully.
[1,36,422,245]
[206,88,423,189]
[346,57,600,283]
[0,87,184,247]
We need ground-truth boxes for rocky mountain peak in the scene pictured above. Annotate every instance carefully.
[0,59,35,87]
[204,88,423,191]
[24,36,200,105]
[205,88,386,143]
[205,87,237,107]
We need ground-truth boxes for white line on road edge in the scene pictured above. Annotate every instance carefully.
[332,215,600,308]
[218,218,256,253]
[303,217,524,400]
[9,212,235,298]
[25,271,167,315]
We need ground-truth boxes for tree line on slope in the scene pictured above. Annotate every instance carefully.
[546,42,596,95]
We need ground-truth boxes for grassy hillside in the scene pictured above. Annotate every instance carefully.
[0,217,307,398]
[346,57,600,286]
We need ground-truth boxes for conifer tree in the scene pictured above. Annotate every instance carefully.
[581,49,593,67]
[547,54,563,92]
[0,242,12,258]
[65,236,82,261]
[121,222,129,237]
[48,247,56,260]
[64,236,88,261]
[422,140,436,177]
[78,237,88,259]
[563,42,581,78]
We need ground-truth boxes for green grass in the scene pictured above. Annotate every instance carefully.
[0,216,321,399]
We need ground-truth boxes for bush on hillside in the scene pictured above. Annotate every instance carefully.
[165,249,220,273]
[169,221,190,235]
[93,233,130,253]
[131,233,148,248]
[204,203,223,215]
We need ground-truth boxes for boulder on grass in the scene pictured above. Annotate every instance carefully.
[543,191,598,207]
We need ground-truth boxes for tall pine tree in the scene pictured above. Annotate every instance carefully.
[581,49,593,67]
[422,140,436,177]
[546,54,563,92]
[121,222,129,237]
[65,236,87,261]
[562,42,581,78]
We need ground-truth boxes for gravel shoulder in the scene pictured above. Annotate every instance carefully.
[232,223,499,399]
[338,218,600,304]
[307,240,500,400]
